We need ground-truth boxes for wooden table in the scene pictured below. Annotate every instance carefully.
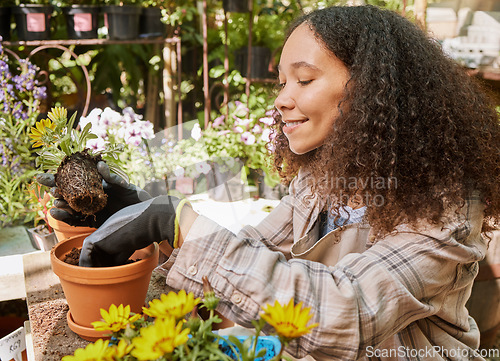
[22,251,169,361]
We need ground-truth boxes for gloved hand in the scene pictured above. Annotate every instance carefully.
[36,161,152,228]
[79,195,189,267]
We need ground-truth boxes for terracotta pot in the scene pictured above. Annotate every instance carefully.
[50,233,159,341]
[46,209,96,242]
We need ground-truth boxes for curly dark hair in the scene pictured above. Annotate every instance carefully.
[271,5,500,237]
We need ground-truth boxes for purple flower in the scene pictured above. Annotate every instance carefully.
[241,132,256,145]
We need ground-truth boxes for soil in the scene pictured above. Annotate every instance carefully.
[55,149,107,216]
[62,247,140,266]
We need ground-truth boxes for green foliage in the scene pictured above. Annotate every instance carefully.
[15,0,52,5]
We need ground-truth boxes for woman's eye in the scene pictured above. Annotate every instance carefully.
[298,80,312,86]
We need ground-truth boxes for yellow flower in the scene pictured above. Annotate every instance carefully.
[261,299,319,340]
[61,339,110,361]
[108,339,133,359]
[131,316,190,360]
[47,106,67,123]
[91,304,141,332]
[143,290,201,320]
[29,118,56,148]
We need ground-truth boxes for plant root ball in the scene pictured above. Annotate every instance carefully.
[55,150,107,216]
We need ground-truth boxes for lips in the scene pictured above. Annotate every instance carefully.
[283,119,308,134]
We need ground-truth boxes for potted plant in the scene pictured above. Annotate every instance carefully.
[50,233,159,342]
[0,1,15,41]
[102,0,142,40]
[25,183,57,251]
[28,106,127,237]
[0,42,47,228]
[12,0,53,41]
[61,278,319,360]
[139,0,165,38]
[59,0,100,40]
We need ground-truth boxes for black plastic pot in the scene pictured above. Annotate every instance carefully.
[235,46,272,79]
[13,4,52,41]
[63,5,99,40]
[0,6,11,41]
[102,5,141,40]
[223,0,249,13]
[139,7,164,38]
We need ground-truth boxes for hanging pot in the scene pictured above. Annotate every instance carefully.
[62,5,99,40]
[50,233,159,341]
[12,4,52,41]
[46,209,97,243]
[0,6,11,41]
[102,5,141,41]
[139,6,164,38]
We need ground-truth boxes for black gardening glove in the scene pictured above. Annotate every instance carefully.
[79,195,187,267]
[36,161,152,228]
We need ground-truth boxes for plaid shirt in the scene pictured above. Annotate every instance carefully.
[158,170,487,361]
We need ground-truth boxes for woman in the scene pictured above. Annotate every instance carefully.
[42,5,500,360]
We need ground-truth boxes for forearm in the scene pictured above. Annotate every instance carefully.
[177,204,199,248]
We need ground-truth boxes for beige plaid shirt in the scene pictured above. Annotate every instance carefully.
[158,170,487,360]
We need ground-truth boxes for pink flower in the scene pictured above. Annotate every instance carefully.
[233,126,244,134]
[213,115,225,127]
[259,116,274,126]
[241,132,256,145]
[252,124,263,134]
[86,137,106,151]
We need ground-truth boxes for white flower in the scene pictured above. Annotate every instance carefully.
[174,166,185,177]
[259,116,274,126]
[86,137,106,151]
[233,126,244,134]
[99,107,122,127]
[191,123,202,141]
[241,132,256,145]
[261,128,272,142]
[195,161,211,175]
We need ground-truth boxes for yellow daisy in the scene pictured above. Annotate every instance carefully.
[47,106,67,123]
[261,299,319,340]
[143,290,201,320]
[131,316,190,360]
[29,118,55,148]
[61,338,110,361]
[91,304,141,332]
[108,339,133,359]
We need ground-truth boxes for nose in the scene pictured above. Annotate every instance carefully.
[274,86,295,114]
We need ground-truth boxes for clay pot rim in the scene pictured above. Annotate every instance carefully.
[67,310,110,342]
[50,233,159,280]
[46,208,97,232]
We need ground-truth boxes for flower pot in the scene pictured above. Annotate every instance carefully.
[25,225,57,251]
[139,7,164,38]
[222,0,250,13]
[0,6,12,41]
[12,4,52,41]
[235,46,272,79]
[50,233,159,341]
[46,209,96,242]
[102,5,141,40]
[62,5,99,40]
[219,335,281,360]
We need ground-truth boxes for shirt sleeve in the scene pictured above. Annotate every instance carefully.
[161,192,486,360]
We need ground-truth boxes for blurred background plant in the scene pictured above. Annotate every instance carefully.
[0,40,47,227]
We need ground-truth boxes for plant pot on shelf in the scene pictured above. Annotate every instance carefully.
[50,233,160,342]
[12,4,53,41]
[222,0,249,13]
[62,5,99,40]
[0,6,12,41]
[139,7,164,38]
[235,46,272,79]
[25,225,57,251]
[102,5,141,40]
[46,209,97,242]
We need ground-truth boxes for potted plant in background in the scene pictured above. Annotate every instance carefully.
[59,0,100,40]
[0,1,15,41]
[139,0,165,38]
[102,0,142,40]
[25,183,57,251]
[12,0,54,41]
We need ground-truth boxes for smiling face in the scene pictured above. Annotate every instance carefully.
[275,23,351,155]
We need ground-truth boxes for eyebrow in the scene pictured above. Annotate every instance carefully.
[277,61,321,72]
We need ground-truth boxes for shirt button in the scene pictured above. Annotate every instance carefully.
[231,292,242,304]
[187,265,197,275]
